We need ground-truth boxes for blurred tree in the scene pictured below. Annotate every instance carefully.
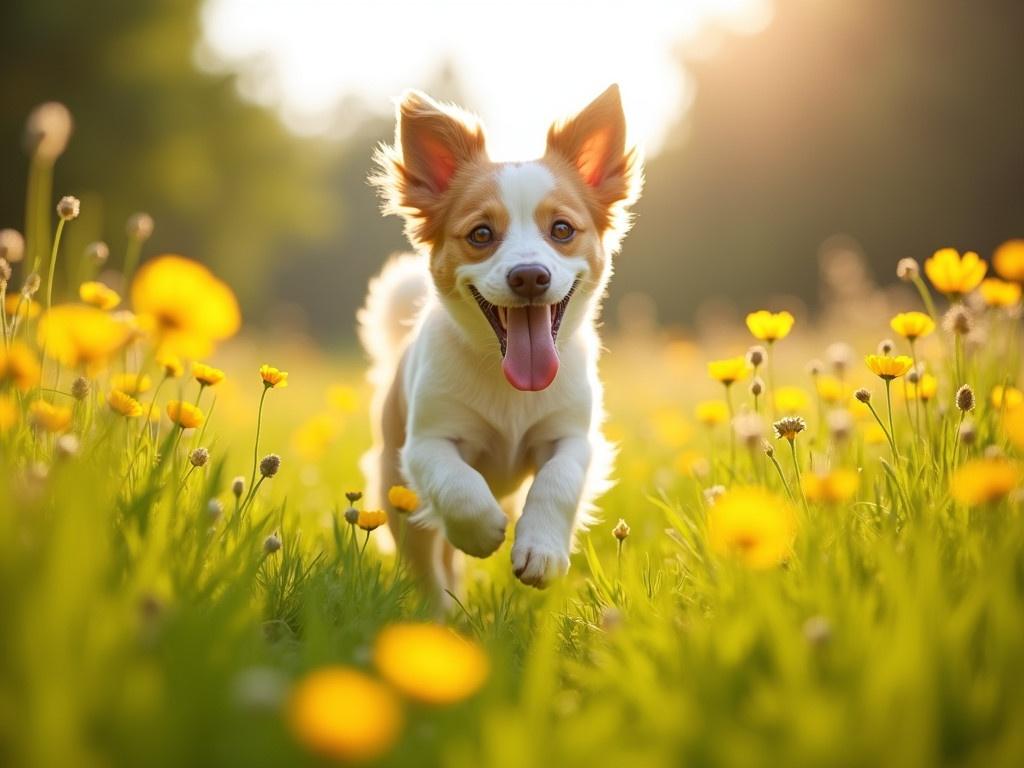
[617,0,1024,327]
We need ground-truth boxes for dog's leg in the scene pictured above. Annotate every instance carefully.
[512,435,591,588]
[404,437,507,559]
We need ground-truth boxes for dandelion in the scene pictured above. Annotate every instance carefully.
[924,248,987,297]
[993,239,1024,282]
[978,278,1022,308]
[733,412,766,449]
[357,509,387,532]
[190,362,225,388]
[131,255,241,358]
[0,342,41,392]
[890,311,935,341]
[706,487,797,569]
[108,389,143,418]
[78,281,120,311]
[29,400,72,433]
[166,400,204,429]
[950,459,1020,506]
[37,305,132,374]
[55,433,80,459]
[943,305,974,336]
[695,400,729,427]
[801,469,859,504]
[774,386,810,414]
[707,356,748,385]
[263,533,282,554]
[388,485,419,512]
[866,354,913,380]
[374,623,489,705]
[259,364,289,388]
[746,310,795,342]
[288,667,402,762]
[111,373,152,396]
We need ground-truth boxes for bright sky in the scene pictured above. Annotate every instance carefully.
[199,0,771,159]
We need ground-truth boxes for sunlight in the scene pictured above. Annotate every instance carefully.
[199,0,772,159]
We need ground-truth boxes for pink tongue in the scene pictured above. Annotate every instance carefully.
[502,305,559,391]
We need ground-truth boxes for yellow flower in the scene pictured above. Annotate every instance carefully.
[801,469,859,504]
[889,311,935,341]
[28,400,72,433]
[978,278,1022,308]
[905,373,938,401]
[5,294,42,321]
[108,389,143,418]
[815,375,844,404]
[862,423,888,445]
[259,364,288,389]
[695,399,729,427]
[374,623,489,705]
[110,372,152,395]
[865,354,913,381]
[79,281,121,310]
[923,248,987,296]
[950,459,1020,506]
[357,509,388,531]
[991,385,1024,411]
[706,487,797,569]
[166,400,204,429]
[158,353,184,378]
[774,386,810,414]
[707,356,748,385]
[1002,408,1024,451]
[37,304,132,374]
[0,342,42,392]
[0,395,18,432]
[192,362,225,387]
[131,255,241,358]
[288,667,402,762]
[745,310,795,342]
[993,239,1024,282]
[388,485,419,513]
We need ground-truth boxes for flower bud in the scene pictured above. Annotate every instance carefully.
[259,454,281,478]
[56,195,80,221]
[70,376,90,401]
[24,102,73,161]
[23,272,41,296]
[126,212,154,242]
[955,384,975,413]
[232,476,245,498]
[749,376,764,397]
[84,241,109,265]
[345,491,363,503]
[943,306,973,336]
[344,506,360,525]
[263,533,282,554]
[746,345,766,368]
[612,519,630,541]
[806,359,823,377]
[855,388,872,404]
[896,258,919,282]
[959,420,977,445]
[207,499,224,521]
[189,447,209,467]
[877,339,895,355]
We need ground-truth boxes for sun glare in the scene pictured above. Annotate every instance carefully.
[199,0,771,159]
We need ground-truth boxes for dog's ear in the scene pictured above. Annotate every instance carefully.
[545,85,642,239]
[373,91,487,246]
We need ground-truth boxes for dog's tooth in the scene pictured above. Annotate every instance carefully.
[498,307,507,329]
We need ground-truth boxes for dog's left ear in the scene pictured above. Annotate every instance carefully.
[545,84,642,230]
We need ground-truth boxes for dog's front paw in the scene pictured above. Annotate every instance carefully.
[511,522,570,588]
[442,496,507,558]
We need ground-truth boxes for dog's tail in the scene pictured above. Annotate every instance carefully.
[357,252,431,385]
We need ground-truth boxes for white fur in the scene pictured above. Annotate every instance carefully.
[360,163,614,596]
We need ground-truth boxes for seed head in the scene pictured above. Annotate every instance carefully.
[344,506,360,525]
[126,212,155,242]
[189,447,209,468]
[263,533,282,554]
[826,409,854,442]
[23,272,41,296]
[24,102,73,161]
[70,376,90,400]
[746,345,766,368]
[232,476,245,498]
[803,616,832,646]
[896,258,919,282]
[345,491,363,503]
[84,241,109,265]
[907,365,921,385]
[958,420,977,445]
[943,305,973,336]
[773,416,807,441]
[762,439,775,457]
[56,196,80,221]
[983,444,1003,460]
[955,384,975,413]
[207,499,224,521]
[826,342,854,374]
[855,388,872,404]
[259,454,281,478]
[0,229,25,263]
[749,376,764,397]
[877,338,895,355]
[733,412,766,448]
[612,519,630,541]
[55,433,80,459]
[703,485,726,506]
[805,358,823,377]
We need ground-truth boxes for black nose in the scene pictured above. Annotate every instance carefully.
[507,263,551,299]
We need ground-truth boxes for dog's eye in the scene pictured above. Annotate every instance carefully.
[467,225,494,246]
[551,220,575,242]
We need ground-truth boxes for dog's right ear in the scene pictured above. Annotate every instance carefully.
[373,91,487,247]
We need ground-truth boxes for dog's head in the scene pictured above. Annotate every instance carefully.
[373,85,642,391]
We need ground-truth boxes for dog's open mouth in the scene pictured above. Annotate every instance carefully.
[469,280,579,392]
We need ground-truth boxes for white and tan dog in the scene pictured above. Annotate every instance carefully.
[359,85,642,602]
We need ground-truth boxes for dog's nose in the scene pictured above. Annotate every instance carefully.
[507,263,551,299]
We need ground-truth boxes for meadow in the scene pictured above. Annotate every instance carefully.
[2,104,1024,768]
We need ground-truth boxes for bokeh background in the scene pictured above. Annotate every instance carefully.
[2,0,1021,345]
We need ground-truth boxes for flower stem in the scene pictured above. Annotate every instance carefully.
[248,385,269,496]
[884,379,900,460]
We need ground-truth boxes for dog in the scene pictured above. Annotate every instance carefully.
[358,85,642,603]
